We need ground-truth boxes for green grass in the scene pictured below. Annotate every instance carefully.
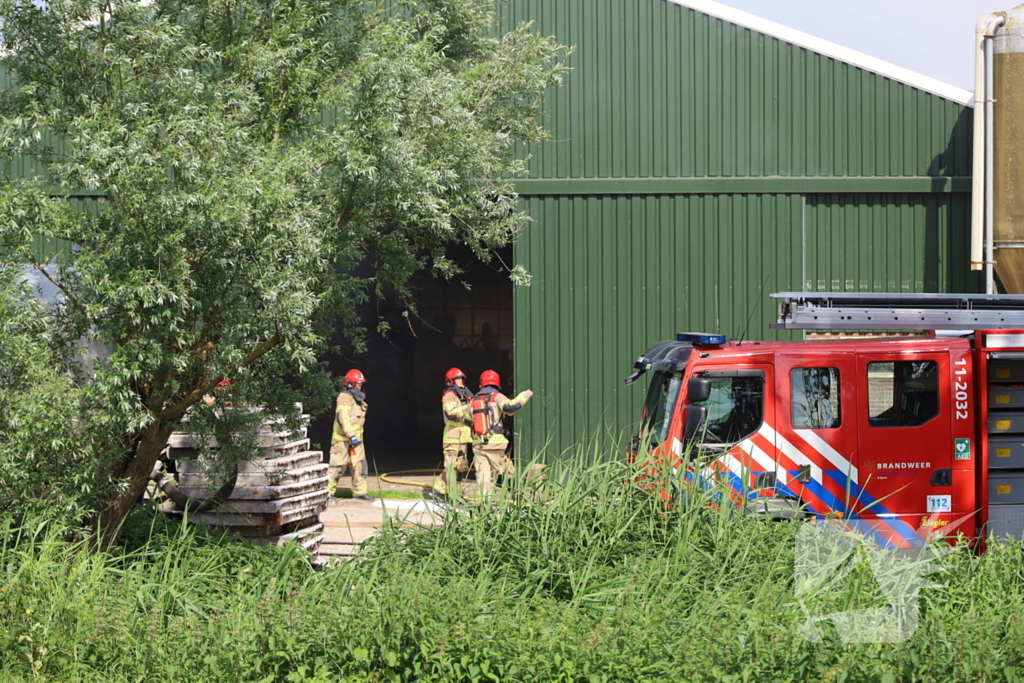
[3,447,1024,682]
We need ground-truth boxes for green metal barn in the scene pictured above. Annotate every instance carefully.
[502,0,981,460]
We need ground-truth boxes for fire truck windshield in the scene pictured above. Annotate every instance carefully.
[640,371,683,446]
[692,375,765,445]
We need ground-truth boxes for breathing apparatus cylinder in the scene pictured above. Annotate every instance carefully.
[471,395,490,437]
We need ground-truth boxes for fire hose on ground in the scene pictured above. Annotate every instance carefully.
[377,469,445,488]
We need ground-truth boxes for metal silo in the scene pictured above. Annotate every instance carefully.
[993,7,1024,293]
[974,6,1024,294]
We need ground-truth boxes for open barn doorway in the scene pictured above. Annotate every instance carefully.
[308,245,514,476]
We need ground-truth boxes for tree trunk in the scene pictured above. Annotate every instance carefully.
[93,420,177,551]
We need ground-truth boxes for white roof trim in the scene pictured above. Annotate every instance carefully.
[665,0,974,106]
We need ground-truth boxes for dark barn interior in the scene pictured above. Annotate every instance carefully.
[307,245,514,475]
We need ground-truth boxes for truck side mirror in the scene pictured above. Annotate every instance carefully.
[683,405,708,442]
[687,378,711,403]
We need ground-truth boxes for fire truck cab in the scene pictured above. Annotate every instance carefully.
[625,293,1024,548]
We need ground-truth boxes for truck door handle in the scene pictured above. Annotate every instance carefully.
[930,469,952,487]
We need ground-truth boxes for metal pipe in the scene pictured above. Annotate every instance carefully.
[972,14,1006,277]
[972,16,994,271]
[985,14,1006,294]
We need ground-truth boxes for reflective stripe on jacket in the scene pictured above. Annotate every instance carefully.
[442,389,473,444]
[332,390,367,442]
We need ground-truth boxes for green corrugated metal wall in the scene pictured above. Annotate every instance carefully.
[1,65,79,262]
[0,66,68,187]
[501,0,972,179]
[805,194,974,293]
[501,0,981,459]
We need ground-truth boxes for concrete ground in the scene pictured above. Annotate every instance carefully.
[318,473,475,562]
[319,497,443,561]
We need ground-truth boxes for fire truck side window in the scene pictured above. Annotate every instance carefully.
[867,361,939,428]
[694,375,764,444]
[791,367,841,429]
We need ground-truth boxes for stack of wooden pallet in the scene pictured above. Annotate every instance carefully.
[163,406,330,557]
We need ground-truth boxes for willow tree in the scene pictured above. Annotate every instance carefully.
[0,0,568,548]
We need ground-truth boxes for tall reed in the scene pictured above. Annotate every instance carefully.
[2,444,1024,682]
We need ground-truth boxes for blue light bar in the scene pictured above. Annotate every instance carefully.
[676,332,727,346]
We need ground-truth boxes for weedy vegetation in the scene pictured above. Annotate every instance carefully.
[2,446,1024,682]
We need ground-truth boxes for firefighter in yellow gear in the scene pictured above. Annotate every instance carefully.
[328,369,373,500]
[473,369,533,496]
[432,367,474,497]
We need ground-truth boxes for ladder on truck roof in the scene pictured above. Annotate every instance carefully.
[771,292,1024,331]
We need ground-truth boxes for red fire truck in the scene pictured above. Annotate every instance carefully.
[625,292,1024,548]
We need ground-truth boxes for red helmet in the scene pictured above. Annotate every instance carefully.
[479,369,500,388]
[344,369,366,388]
[445,367,466,387]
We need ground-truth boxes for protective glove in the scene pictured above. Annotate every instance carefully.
[349,436,360,447]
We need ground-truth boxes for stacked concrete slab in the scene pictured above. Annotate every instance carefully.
[164,406,330,557]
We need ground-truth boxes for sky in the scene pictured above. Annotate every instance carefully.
[718,0,1002,93]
